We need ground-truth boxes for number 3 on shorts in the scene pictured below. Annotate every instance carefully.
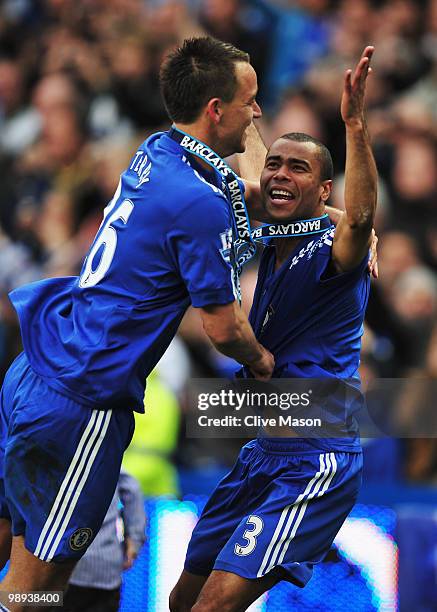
[234,515,264,556]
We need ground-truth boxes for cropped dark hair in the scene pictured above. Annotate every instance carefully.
[160,37,249,124]
[280,132,334,181]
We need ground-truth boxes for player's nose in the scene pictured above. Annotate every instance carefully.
[272,166,288,180]
[253,100,262,119]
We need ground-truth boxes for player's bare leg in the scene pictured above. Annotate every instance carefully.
[192,569,282,612]
[0,535,76,612]
[169,570,209,612]
[0,519,12,570]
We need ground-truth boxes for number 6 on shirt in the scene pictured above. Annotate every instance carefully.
[80,199,134,288]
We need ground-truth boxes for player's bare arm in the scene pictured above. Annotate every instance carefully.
[237,122,266,182]
[233,122,269,222]
[331,46,378,273]
[198,302,274,380]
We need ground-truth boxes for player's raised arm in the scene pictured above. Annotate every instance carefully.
[331,46,378,273]
[233,123,269,222]
[236,122,266,182]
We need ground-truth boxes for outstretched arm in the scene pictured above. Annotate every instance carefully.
[237,122,267,182]
[331,46,378,273]
[232,123,269,222]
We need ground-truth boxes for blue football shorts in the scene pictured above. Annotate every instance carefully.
[0,352,134,562]
[185,438,362,586]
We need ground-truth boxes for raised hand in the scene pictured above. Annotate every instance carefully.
[341,46,374,127]
[368,228,379,279]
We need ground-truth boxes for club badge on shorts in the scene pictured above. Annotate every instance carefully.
[69,527,93,551]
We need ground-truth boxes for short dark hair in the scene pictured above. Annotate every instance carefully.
[159,37,250,124]
[279,132,334,181]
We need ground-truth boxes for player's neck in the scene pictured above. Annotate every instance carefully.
[273,204,326,271]
[174,121,224,172]
[274,237,304,271]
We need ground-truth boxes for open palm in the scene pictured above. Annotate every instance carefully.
[341,46,374,125]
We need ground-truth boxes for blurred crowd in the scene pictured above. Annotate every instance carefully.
[0,0,436,487]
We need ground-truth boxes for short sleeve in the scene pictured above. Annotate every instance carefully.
[318,249,369,285]
[315,229,370,285]
[166,193,237,307]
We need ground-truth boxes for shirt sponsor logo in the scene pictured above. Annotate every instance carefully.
[227,179,250,239]
[252,219,322,239]
[180,135,231,176]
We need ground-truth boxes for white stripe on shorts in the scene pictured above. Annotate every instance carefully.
[34,409,112,561]
[318,452,337,497]
[276,453,338,567]
[257,452,337,577]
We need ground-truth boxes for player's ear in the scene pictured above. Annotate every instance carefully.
[320,180,332,203]
[206,98,223,124]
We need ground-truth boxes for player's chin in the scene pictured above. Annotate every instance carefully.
[235,136,247,154]
[266,199,299,220]
[237,127,251,152]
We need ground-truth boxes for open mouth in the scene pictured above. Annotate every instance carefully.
[269,188,296,204]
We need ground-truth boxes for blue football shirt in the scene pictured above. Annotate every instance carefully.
[10,132,238,412]
[248,227,370,451]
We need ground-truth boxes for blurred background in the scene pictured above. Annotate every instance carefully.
[0,0,436,610]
